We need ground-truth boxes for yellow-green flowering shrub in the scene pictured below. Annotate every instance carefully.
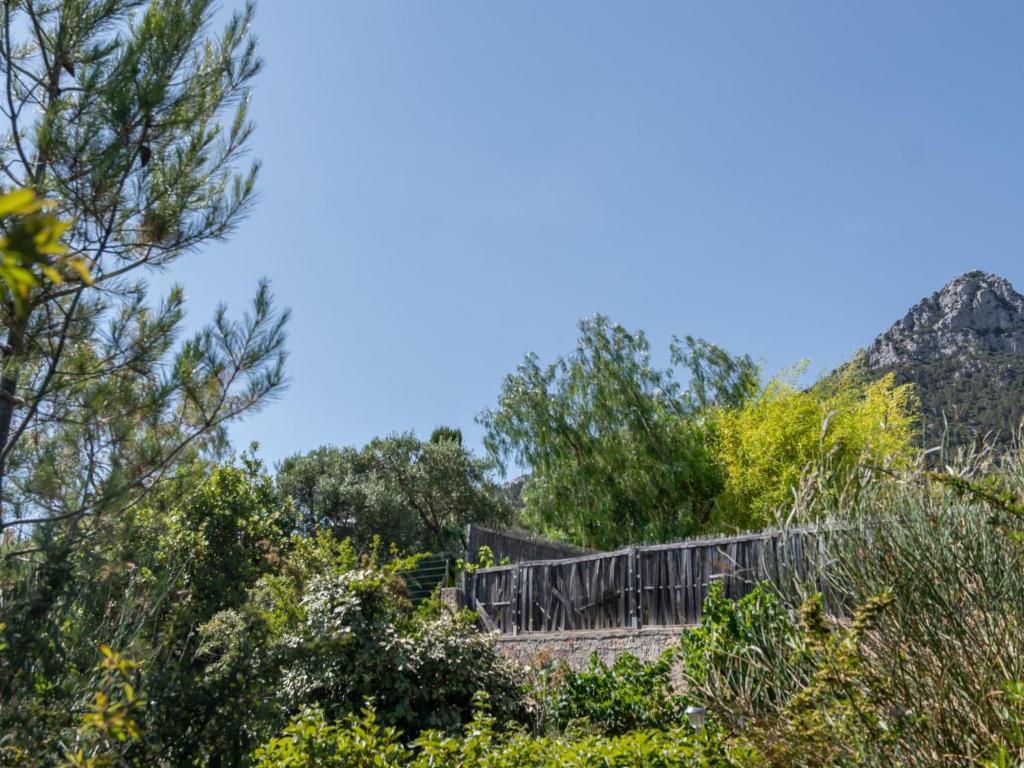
[712,371,917,528]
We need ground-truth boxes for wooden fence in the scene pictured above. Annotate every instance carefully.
[465,523,592,566]
[466,527,830,634]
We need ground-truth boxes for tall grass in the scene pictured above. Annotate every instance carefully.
[682,447,1024,766]
[813,452,1024,765]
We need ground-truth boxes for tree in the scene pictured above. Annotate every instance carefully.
[711,369,918,528]
[277,431,510,555]
[673,335,760,411]
[479,316,756,548]
[277,444,418,548]
[0,1,287,539]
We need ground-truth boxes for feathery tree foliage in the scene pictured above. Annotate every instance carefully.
[0,0,287,539]
[481,316,920,546]
[479,315,757,548]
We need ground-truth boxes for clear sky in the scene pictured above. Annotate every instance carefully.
[168,1,1024,470]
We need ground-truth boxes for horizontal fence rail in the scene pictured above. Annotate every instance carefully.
[466,527,829,634]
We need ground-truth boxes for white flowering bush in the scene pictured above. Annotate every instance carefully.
[278,567,527,733]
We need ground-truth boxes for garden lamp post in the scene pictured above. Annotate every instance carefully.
[685,705,706,733]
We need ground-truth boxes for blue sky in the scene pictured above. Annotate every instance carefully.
[169,1,1024,471]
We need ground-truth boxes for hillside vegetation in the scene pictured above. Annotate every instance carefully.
[1,3,1022,766]
[878,353,1024,448]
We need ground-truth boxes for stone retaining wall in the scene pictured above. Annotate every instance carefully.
[440,587,687,675]
[492,627,685,672]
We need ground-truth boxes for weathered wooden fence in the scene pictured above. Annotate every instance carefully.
[466,527,829,634]
[465,523,592,566]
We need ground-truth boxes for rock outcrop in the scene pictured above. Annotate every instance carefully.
[860,270,1024,448]
[866,271,1024,369]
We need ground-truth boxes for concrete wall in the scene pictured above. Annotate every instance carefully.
[492,627,684,672]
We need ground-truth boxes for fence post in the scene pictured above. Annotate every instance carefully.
[512,565,520,636]
[629,547,642,630]
[626,547,634,629]
[465,523,475,563]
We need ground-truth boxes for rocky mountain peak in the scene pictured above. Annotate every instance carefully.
[866,271,1024,369]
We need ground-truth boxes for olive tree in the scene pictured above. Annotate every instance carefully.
[277,430,511,555]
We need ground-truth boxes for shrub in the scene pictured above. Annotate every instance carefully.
[0,456,296,766]
[250,706,412,768]
[680,582,810,729]
[253,696,757,768]
[682,453,1024,766]
[808,459,1024,766]
[679,582,904,767]
[712,370,917,528]
[533,650,687,735]
[278,567,527,734]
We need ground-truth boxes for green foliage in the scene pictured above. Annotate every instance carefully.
[533,650,687,735]
[480,316,746,548]
[673,335,761,412]
[0,454,296,764]
[759,592,899,768]
[680,582,808,726]
[794,458,1024,766]
[875,353,1024,450]
[253,696,754,768]
[0,0,288,542]
[984,682,1024,768]
[675,581,905,767]
[455,543,498,576]
[277,433,511,555]
[672,453,1024,766]
[251,706,412,767]
[711,369,918,528]
[12,434,1024,766]
[277,565,527,734]
[430,426,464,446]
[1,450,525,763]
[0,189,88,318]
[152,454,296,616]
[112,456,295,763]
[479,316,923,544]
[63,647,146,768]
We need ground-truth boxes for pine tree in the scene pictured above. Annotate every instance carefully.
[0,1,287,541]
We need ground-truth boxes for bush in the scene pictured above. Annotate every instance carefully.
[0,456,296,765]
[533,650,687,735]
[276,434,511,554]
[277,566,527,734]
[680,582,810,729]
[679,453,1024,766]
[807,458,1024,766]
[252,696,757,768]
[250,706,412,768]
[712,370,917,528]
[678,582,904,767]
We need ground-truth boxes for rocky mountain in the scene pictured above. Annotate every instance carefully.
[863,270,1024,449]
